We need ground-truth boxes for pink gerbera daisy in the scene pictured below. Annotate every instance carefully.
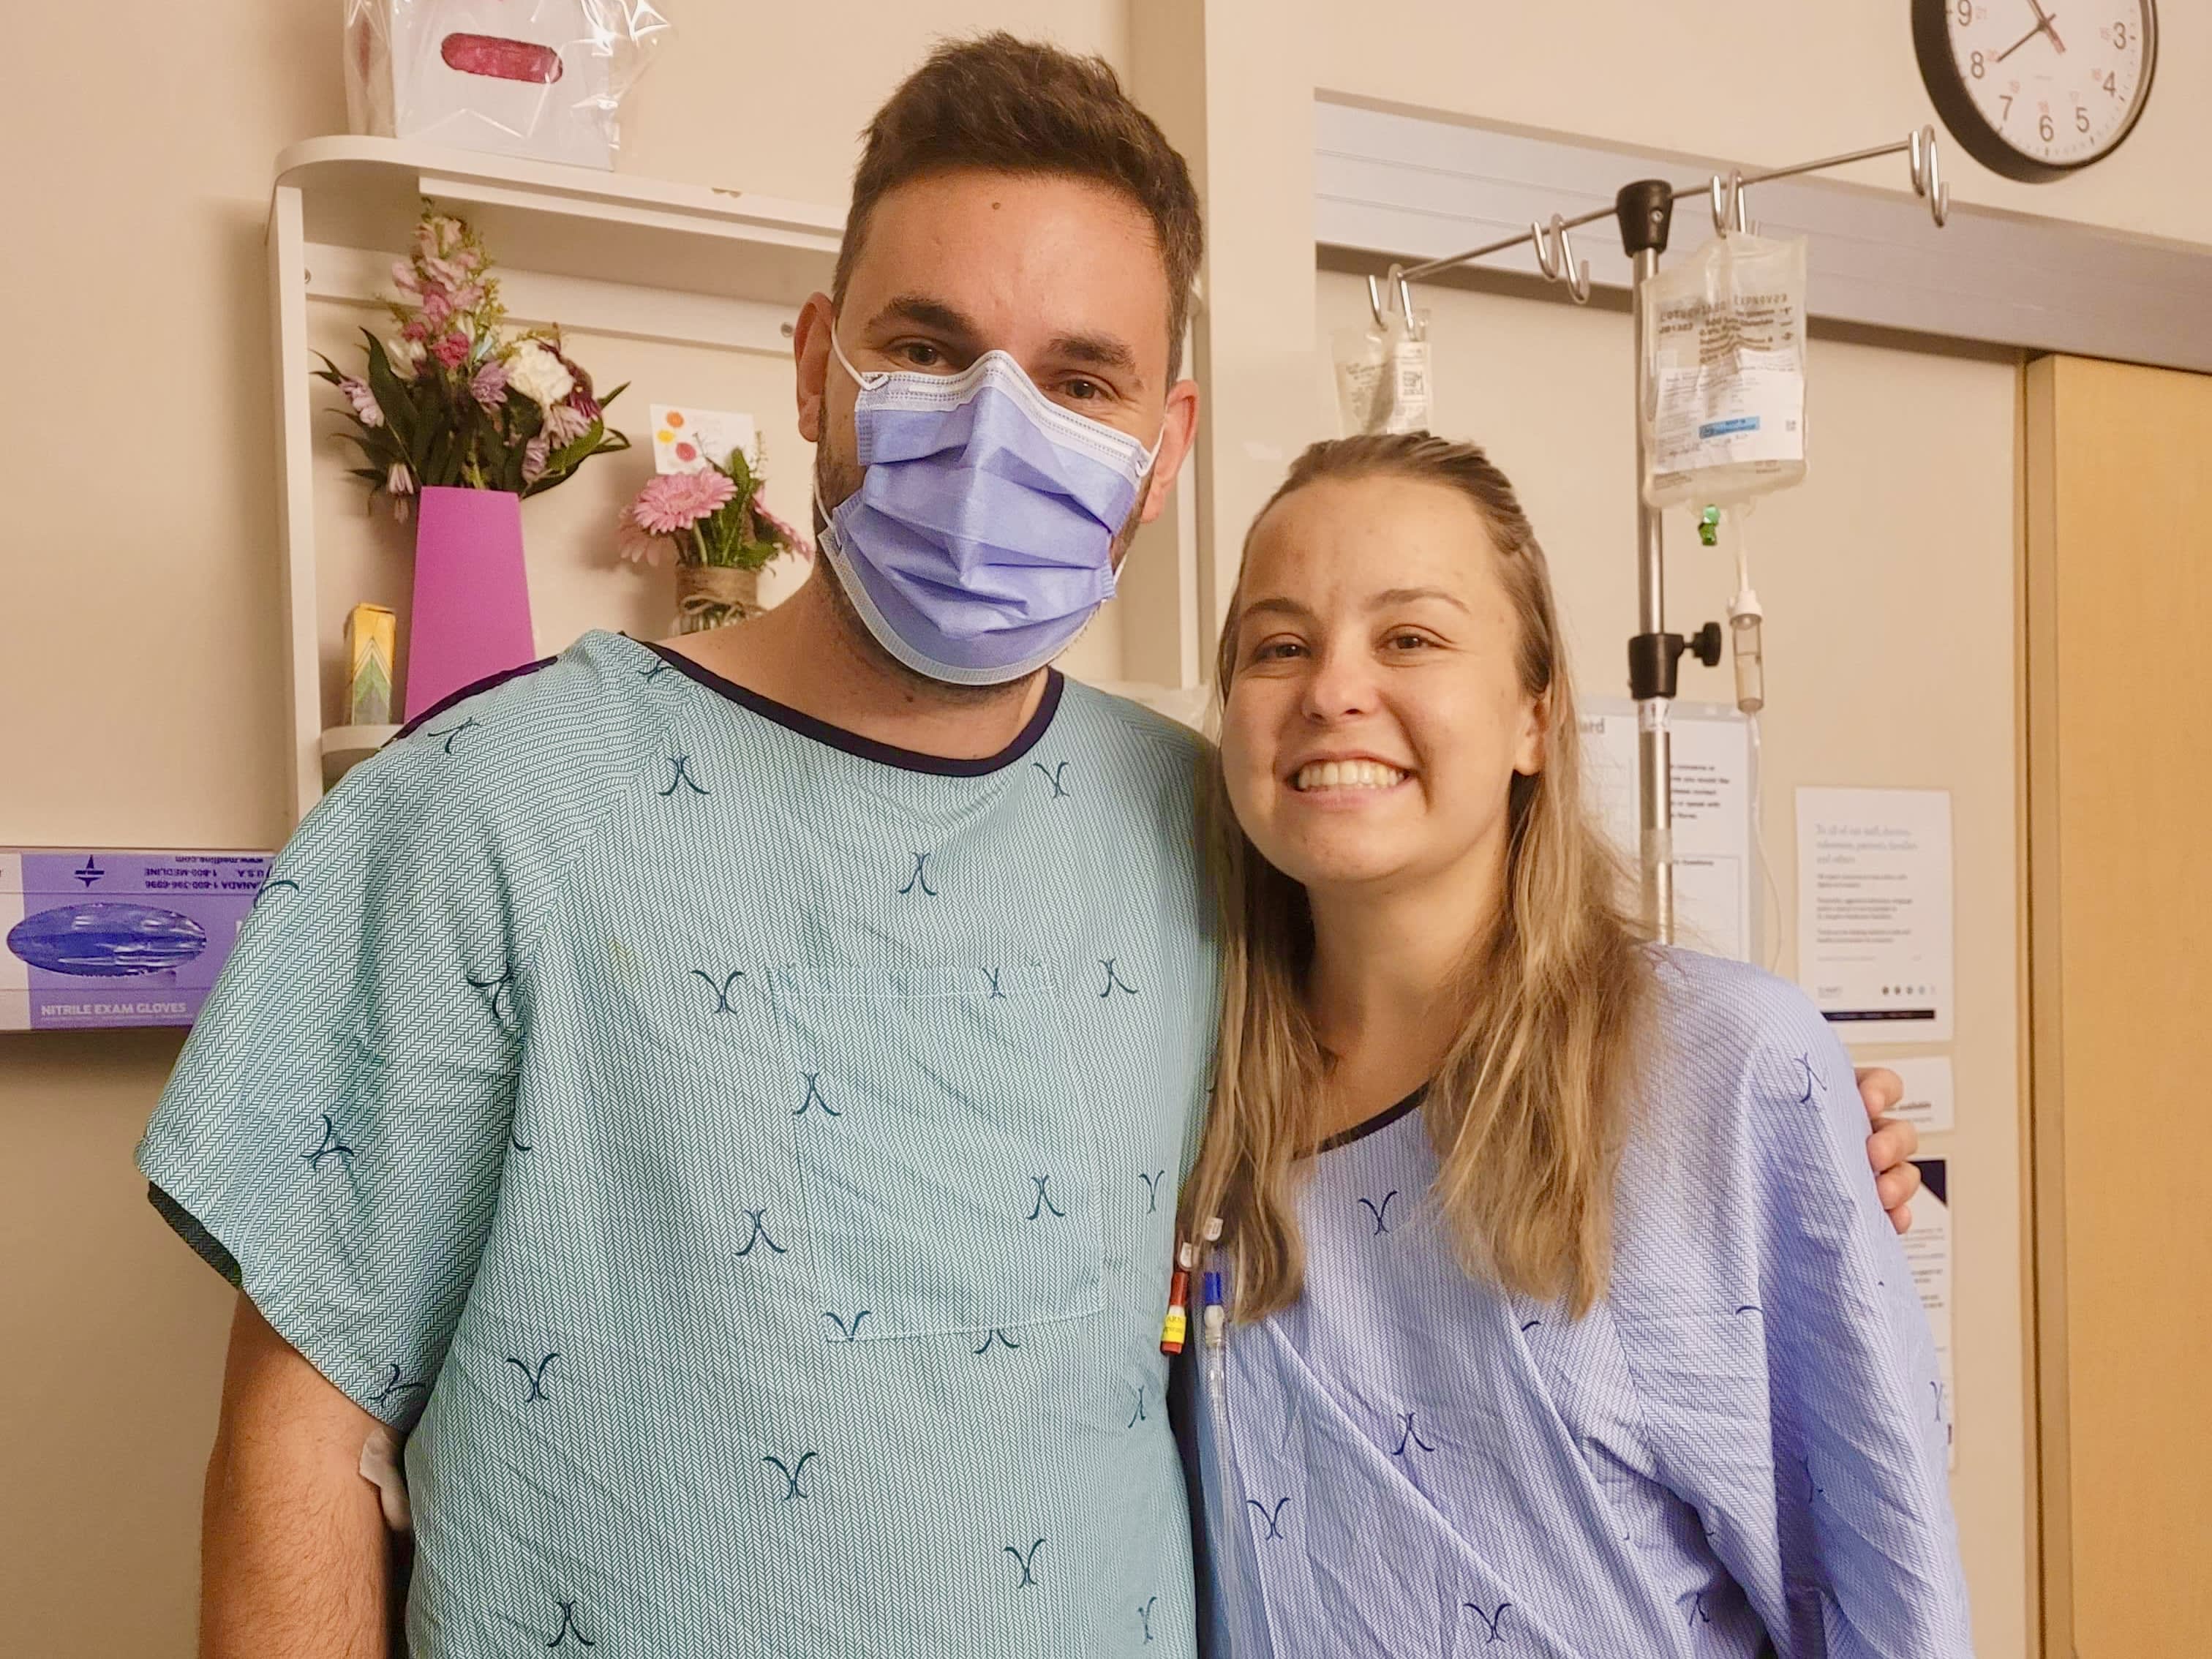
[751,500,815,561]
[631,469,737,535]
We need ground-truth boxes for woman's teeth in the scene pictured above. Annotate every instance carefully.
[1293,760,1407,792]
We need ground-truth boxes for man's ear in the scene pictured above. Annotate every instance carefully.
[1513,688,1551,778]
[792,292,835,445]
[1137,377,1202,526]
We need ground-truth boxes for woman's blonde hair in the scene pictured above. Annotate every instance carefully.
[1181,432,1652,1320]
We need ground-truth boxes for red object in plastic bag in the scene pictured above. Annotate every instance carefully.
[440,31,564,84]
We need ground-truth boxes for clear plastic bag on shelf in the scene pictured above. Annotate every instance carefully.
[1640,231,1808,508]
[344,0,672,171]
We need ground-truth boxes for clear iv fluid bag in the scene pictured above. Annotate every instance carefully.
[1641,232,1809,509]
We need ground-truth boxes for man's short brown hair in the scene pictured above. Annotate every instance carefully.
[834,34,1203,380]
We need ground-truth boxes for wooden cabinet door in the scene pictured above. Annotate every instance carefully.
[2025,354,2212,1656]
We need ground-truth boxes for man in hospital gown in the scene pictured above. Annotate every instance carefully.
[135,34,1919,1658]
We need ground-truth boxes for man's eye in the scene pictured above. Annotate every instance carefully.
[898,342,945,368]
[1062,377,1103,402]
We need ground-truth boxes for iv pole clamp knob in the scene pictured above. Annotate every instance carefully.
[1614,179,1675,257]
[1627,622,1723,701]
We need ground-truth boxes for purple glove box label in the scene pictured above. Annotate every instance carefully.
[1,850,273,1030]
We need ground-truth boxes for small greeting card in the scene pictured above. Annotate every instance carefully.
[652,405,759,475]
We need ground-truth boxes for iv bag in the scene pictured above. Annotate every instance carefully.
[1640,232,1808,508]
[1333,317,1431,437]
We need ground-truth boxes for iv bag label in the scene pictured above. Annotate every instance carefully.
[1385,337,1431,433]
[1652,358,1804,473]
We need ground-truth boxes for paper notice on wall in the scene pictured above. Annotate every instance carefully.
[652,405,756,475]
[1795,788,1954,1044]
[1581,699,1756,962]
[1886,1054,1956,1135]
[1903,1156,1955,1469]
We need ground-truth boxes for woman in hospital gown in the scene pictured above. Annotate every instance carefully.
[1180,433,1971,1657]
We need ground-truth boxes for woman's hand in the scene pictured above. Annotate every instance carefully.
[1854,1066,1922,1233]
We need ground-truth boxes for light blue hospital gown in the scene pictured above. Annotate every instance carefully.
[1193,950,1972,1658]
[137,629,1220,1657]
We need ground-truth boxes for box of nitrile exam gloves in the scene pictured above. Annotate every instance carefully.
[1,849,273,1031]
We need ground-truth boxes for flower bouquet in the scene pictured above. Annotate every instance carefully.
[313,206,631,719]
[617,444,813,633]
[317,208,628,511]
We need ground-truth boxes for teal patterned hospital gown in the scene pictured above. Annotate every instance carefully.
[138,630,1220,1656]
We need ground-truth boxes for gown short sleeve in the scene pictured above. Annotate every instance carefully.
[137,669,582,1430]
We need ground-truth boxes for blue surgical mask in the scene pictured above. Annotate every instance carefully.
[817,327,1163,685]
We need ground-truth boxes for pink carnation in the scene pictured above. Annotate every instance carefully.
[432,331,471,369]
[631,469,737,535]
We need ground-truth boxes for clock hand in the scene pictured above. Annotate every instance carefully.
[1995,13,2057,62]
[2023,0,2068,52]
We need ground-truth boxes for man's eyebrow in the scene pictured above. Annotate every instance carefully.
[870,294,985,345]
[1045,331,1140,377]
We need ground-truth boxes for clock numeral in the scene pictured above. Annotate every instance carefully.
[1955,0,1972,24]
[2102,71,2118,97]
[2075,105,2092,133]
[2039,113,2056,142]
[2111,20,2129,50]
[2000,94,2014,121]
[1970,50,1985,80]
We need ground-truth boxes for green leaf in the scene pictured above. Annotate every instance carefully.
[336,429,401,469]
[424,427,456,490]
[361,334,418,461]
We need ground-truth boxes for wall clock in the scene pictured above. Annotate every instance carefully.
[1913,0,2156,181]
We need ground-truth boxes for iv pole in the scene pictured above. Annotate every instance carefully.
[1370,129,1952,941]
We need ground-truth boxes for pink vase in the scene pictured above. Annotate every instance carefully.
[403,486,536,721]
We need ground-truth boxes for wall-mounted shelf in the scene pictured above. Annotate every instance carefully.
[319,723,402,788]
[267,136,844,821]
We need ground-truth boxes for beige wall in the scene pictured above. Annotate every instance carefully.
[1312,2,2212,247]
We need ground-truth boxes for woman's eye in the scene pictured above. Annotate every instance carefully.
[1386,632,1430,652]
[1252,639,1306,663]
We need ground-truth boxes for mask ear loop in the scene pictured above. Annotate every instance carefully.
[827,323,892,391]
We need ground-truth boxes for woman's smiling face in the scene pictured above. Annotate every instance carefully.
[1220,471,1546,900]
